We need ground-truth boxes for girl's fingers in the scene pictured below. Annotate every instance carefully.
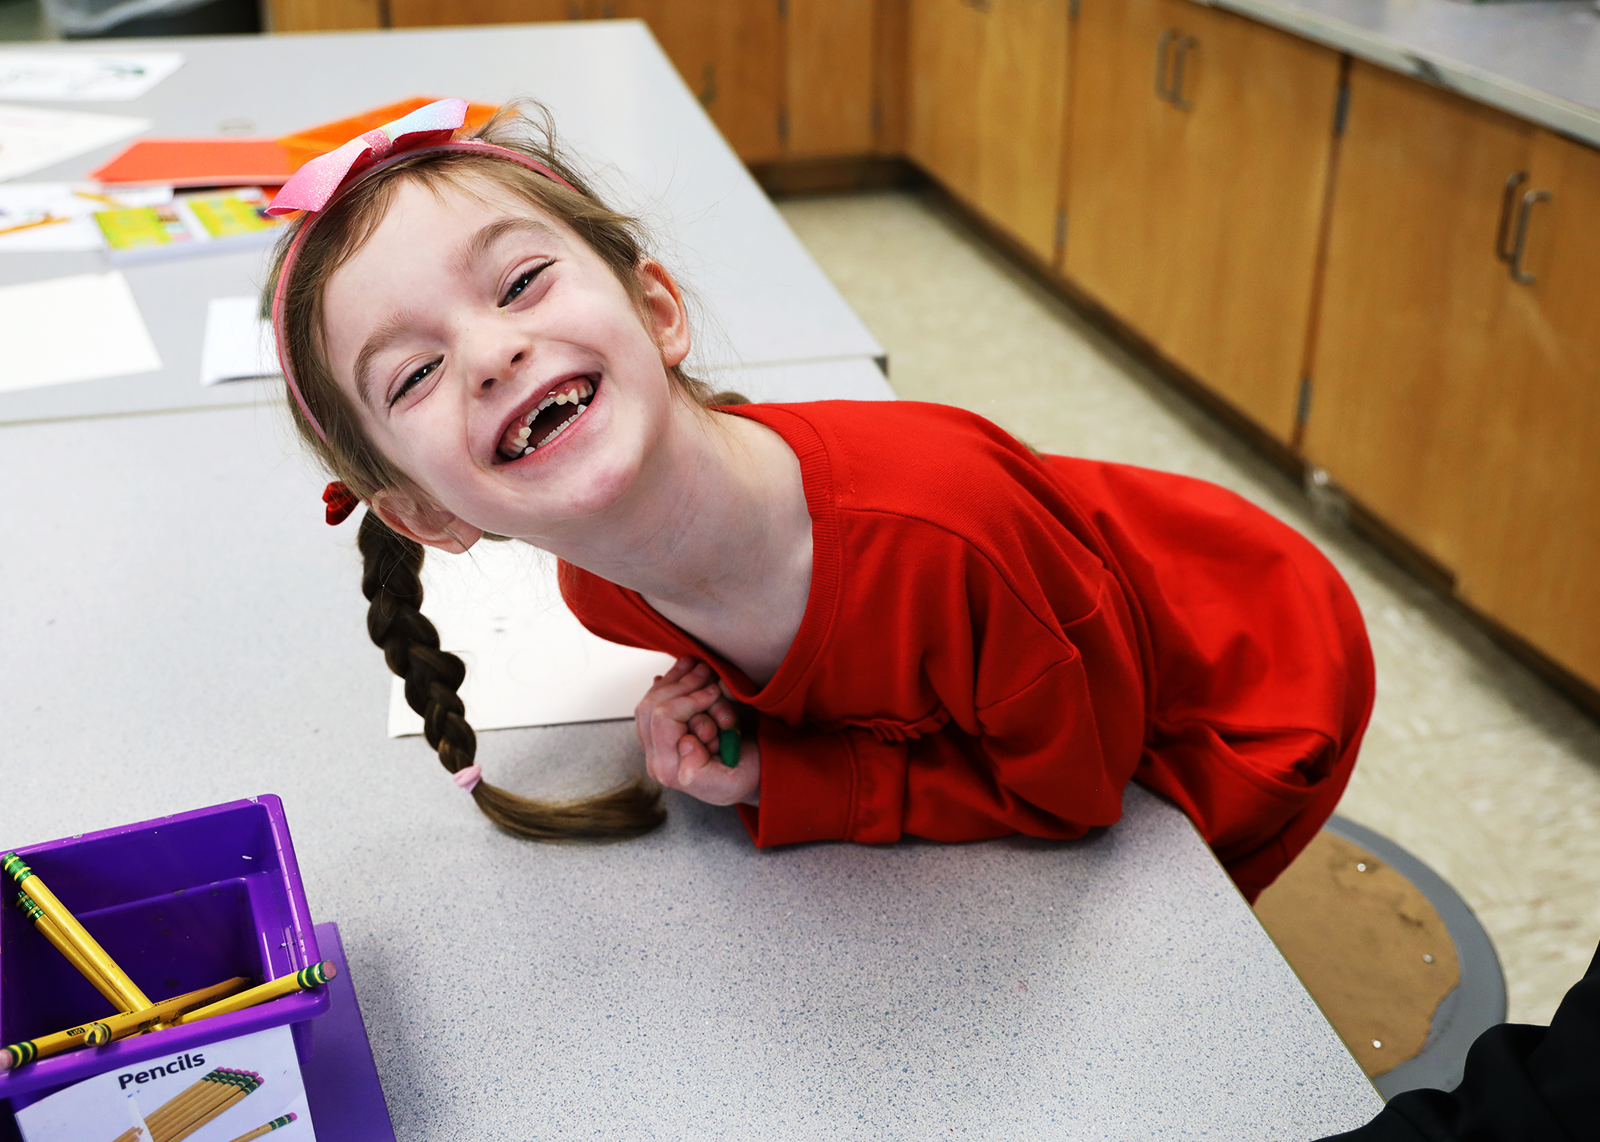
[677,734,710,785]
[687,712,718,745]
[707,697,738,731]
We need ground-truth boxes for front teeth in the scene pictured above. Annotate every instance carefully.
[520,403,586,455]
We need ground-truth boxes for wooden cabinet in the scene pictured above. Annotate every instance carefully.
[1304,62,1533,574]
[1457,130,1600,686]
[614,0,784,161]
[787,0,877,157]
[907,0,1070,262]
[1063,0,1340,443]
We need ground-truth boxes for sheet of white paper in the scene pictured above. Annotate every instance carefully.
[0,271,161,393]
[0,104,149,182]
[201,295,278,385]
[0,182,172,251]
[0,51,183,101]
[388,542,675,737]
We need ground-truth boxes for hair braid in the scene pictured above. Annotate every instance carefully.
[356,511,665,841]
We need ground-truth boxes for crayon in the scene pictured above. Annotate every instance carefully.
[2,853,150,1011]
[224,1115,297,1142]
[718,727,741,768]
[170,962,336,1026]
[13,892,126,1012]
[0,977,249,1070]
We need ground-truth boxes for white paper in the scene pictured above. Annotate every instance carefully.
[0,104,149,182]
[0,51,184,101]
[201,295,277,385]
[0,182,172,252]
[0,271,161,393]
[388,541,675,737]
[14,1024,315,1142]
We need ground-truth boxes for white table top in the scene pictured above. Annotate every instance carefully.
[0,22,883,425]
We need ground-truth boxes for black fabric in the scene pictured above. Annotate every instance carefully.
[1319,942,1600,1141]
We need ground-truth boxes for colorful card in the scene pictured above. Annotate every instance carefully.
[94,187,287,263]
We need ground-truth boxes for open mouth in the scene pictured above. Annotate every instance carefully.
[497,376,597,462]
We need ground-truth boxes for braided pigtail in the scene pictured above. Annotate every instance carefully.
[357,511,665,841]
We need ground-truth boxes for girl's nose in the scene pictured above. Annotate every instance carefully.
[478,349,526,393]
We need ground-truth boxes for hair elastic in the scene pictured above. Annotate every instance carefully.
[267,98,581,448]
[452,765,483,793]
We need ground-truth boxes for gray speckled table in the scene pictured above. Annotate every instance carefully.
[1208,0,1600,147]
[0,407,1383,1137]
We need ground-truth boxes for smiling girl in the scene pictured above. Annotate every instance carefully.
[268,99,1372,900]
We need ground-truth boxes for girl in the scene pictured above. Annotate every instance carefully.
[268,99,1372,901]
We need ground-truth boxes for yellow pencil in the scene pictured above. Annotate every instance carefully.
[110,1127,144,1142]
[13,892,127,1012]
[0,977,249,1070]
[144,1072,224,1135]
[0,213,69,237]
[223,1114,296,1142]
[159,1072,260,1142]
[171,961,336,1026]
[2,854,150,1011]
[74,189,125,209]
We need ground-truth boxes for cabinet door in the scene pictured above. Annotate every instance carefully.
[974,0,1070,260]
[788,0,877,158]
[908,0,987,201]
[387,0,572,26]
[609,0,785,161]
[1304,63,1532,571]
[1063,0,1190,350]
[268,0,381,31]
[1458,131,1600,686]
[1065,0,1338,442]
[908,0,1069,262]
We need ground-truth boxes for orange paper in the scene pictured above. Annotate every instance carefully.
[91,139,293,188]
[278,96,501,172]
[91,97,500,189]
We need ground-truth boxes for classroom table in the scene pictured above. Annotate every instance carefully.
[0,21,886,426]
[0,22,1383,1141]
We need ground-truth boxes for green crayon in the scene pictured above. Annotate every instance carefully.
[718,727,741,768]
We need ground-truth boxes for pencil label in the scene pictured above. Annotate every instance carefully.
[12,1025,316,1142]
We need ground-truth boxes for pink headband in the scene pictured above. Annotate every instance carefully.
[267,97,580,445]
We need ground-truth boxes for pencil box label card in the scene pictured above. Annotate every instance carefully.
[14,1024,315,1142]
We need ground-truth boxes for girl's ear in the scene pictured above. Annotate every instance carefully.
[370,488,483,554]
[637,258,691,369]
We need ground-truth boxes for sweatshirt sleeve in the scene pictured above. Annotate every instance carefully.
[738,580,1148,847]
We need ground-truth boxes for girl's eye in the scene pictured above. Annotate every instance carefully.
[500,261,552,308]
[390,359,440,407]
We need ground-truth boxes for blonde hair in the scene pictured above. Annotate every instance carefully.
[265,104,742,841]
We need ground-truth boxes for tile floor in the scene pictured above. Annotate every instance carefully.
[774,188,1600,1026]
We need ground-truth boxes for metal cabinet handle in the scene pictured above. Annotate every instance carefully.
[1495,171,1527,263]
[1155,29,1179,103]
[1171,35,1199,111]
[1508,188,1551,285]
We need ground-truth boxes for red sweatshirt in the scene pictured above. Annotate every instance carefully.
[560,401,1373,899]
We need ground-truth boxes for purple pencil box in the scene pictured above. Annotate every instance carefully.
[0,796,327,1108]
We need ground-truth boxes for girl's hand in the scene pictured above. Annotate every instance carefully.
[634,657,760,807]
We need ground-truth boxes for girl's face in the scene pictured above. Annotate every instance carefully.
[321,175,691,549]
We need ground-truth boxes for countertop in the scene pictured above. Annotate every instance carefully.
[1207,0,1600,146]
